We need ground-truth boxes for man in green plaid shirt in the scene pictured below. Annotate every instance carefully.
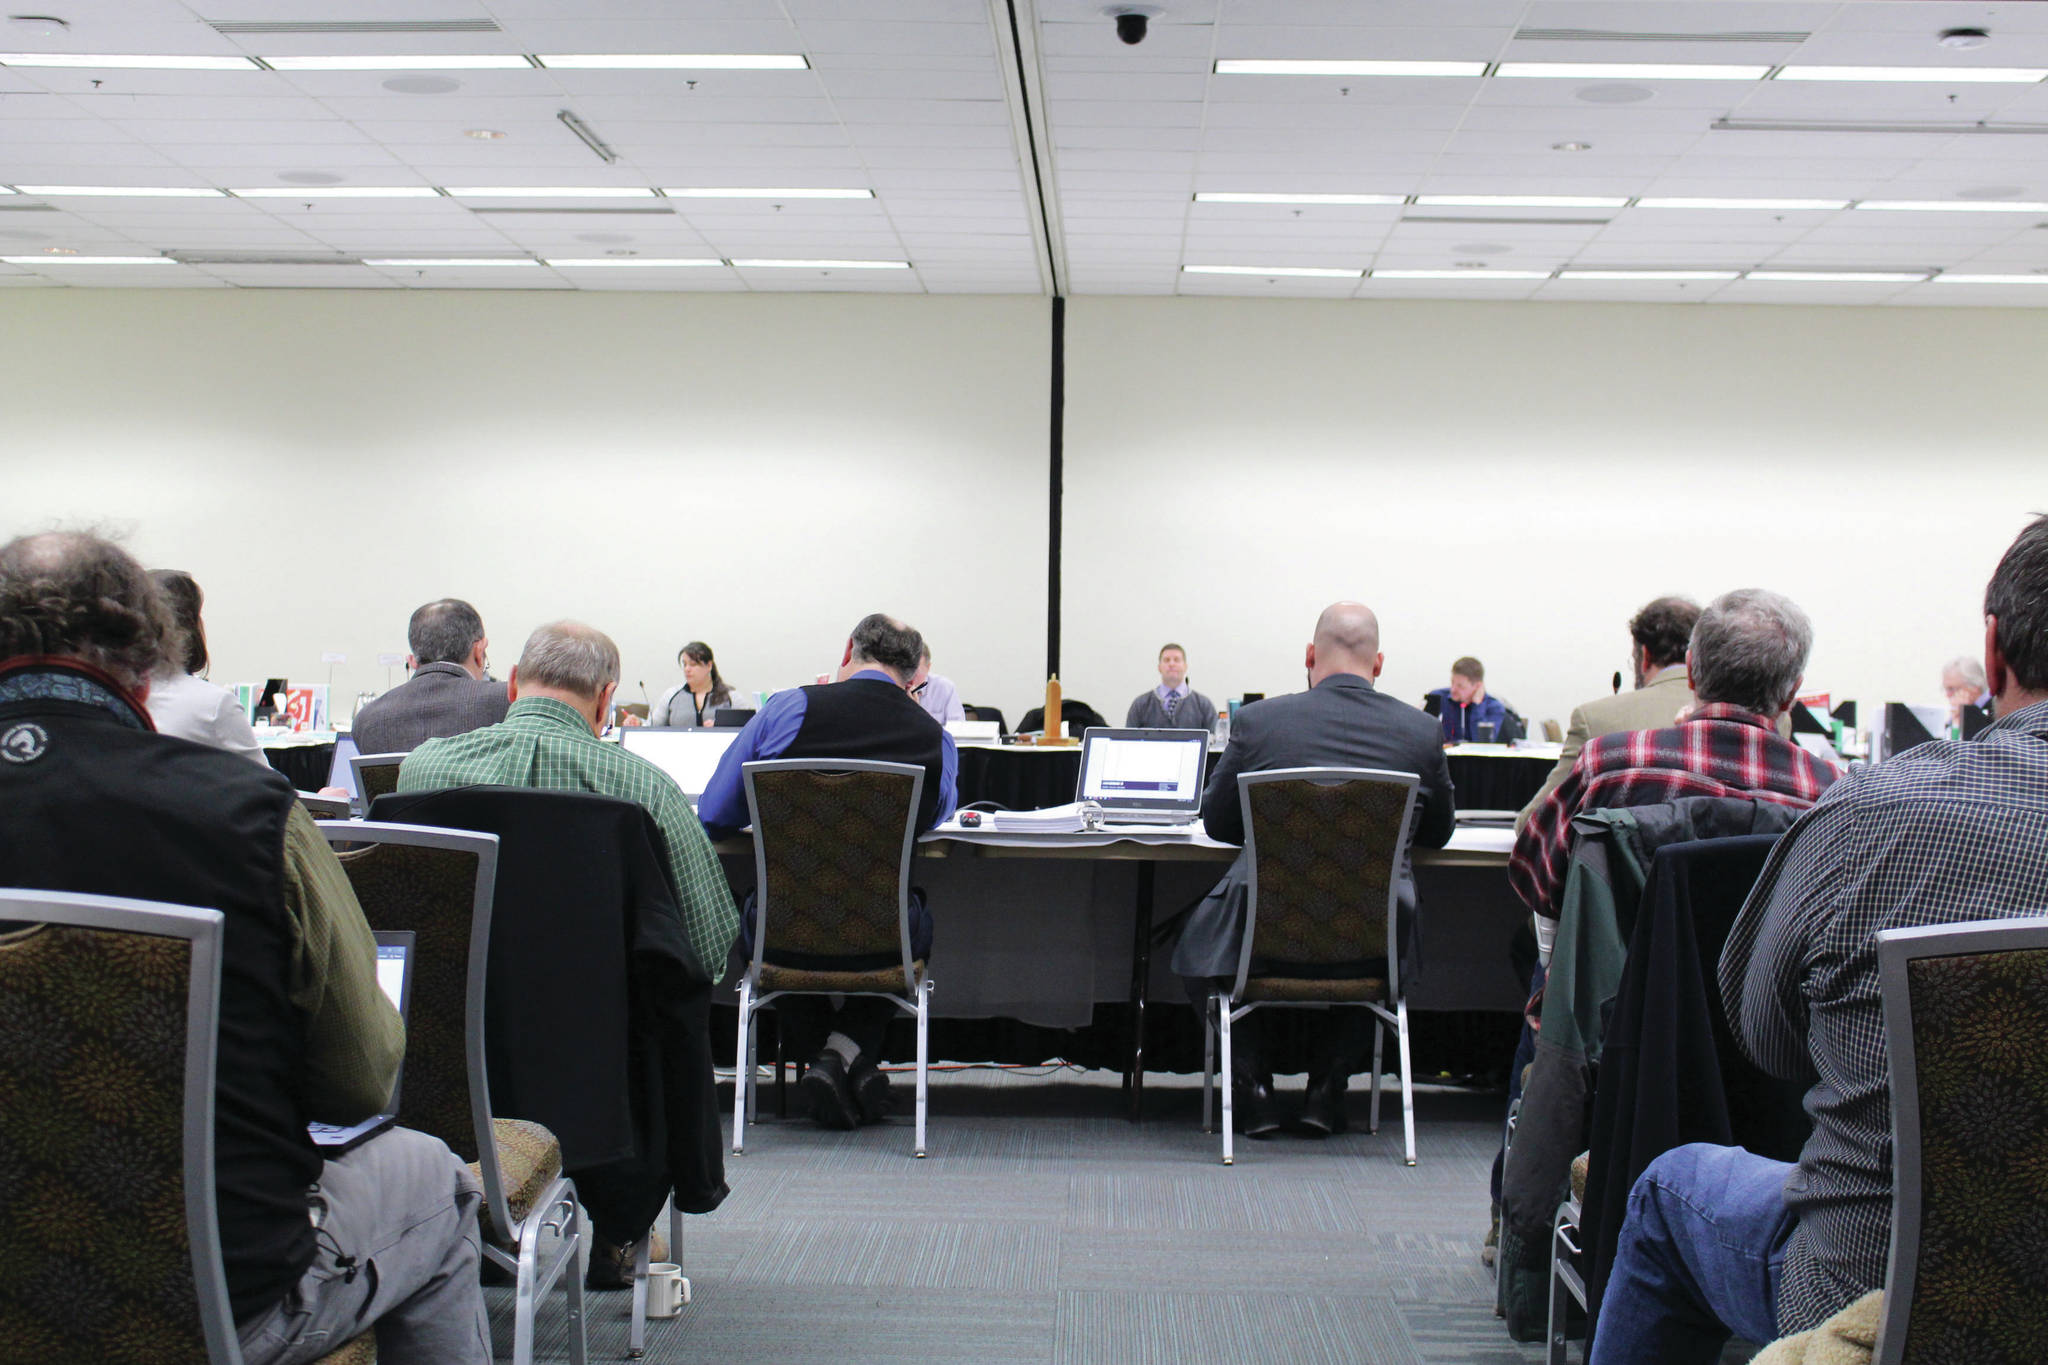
[397,620,738,974]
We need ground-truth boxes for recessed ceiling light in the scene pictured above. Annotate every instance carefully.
[0,52,258,69]
[1370,269,1551,280]
[543,257,724,267]
[536,53,809,70]
[232,186,441,199]
[6,16,68,36]
[1940,29,1992,52]
[1181,264,1363,278]
[1933,274,2048,283]
[362,257,540,267]
[730,258,910,269]
[382,76,462,95]
[1213,58,1485,77]
[464,129,507,140]
[1956,185,2026,200]
[1575,83,1654,103]
[263,54,531,70]
[1193,192,1405,206]
[1498,62,1769,81]
[1414,194,1629,209]
[0,187,14,196]
[1551,141,1593,152]
[1775,65,2046,83]
[276,170,345,186]
[13,185,223,197]
[1637,197,1849,211]
[1855,200,2048,213]
[443,186,656,198]
[1745,271,1931,283]
[0,254,175,264]
[660,187,874,199]
[1557,269,1740,281]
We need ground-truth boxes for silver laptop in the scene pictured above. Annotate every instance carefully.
[619,727,740,806]
[306,930,413,1153]
[1075,727,1209,825]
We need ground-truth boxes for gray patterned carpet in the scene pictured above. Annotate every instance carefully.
[486,1067,1551,1364]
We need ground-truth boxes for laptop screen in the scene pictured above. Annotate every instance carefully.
[327,732,362,803]
[1077,728,1208,813]
[374,937,409,1012]
[619,728,739,799]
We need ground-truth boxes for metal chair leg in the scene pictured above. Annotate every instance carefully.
[775,1017,789,1119]
[1395,997,1417,1166]
[1201,995,1216,1134]
[913,980,931,1158]
[1218,997,1235,1166]
[1369,1014,1386,1135]
[732,979,752,1154]
[627,1230,651,1359]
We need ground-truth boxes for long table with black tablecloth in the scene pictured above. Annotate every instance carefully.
[263,739,337,791]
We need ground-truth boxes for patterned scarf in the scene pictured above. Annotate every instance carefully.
[0,659,153,730]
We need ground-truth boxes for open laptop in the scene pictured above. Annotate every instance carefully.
[306,930,414,1153]
[619,727,740,806]
[1075,727,1209,825]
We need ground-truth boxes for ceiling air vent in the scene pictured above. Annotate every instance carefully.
[1514,28,1808,44]
[208,19,503,35]
[0,201,60,212]
[171,251,362,265]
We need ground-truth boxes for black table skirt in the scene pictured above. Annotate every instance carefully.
[1447,753,1554,812]
[956,746,1081,810]
[265,742,336,792]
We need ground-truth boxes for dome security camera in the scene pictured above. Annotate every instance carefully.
[1115,10,1149,44]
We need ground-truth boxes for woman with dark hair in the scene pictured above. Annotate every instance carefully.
[650,640,742,728]
[145,568,266,764]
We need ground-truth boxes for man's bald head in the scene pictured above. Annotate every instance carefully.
[1307,601,1384,684]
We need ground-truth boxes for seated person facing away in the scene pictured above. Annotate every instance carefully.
[145,567,268,766]
[1126,642,1218,731]
[0,531,489,1365]
[698,613,958,1130]
[1941,652,1990,726]
[1591,517,2048,1364]
[1510,589,1839,925]
[1426,656,1516,744]
[651,639,740,729]
[350,596,510,753]
[911,643,965,725]
[1171,601,1455,1137]
[1516,595,1701,833]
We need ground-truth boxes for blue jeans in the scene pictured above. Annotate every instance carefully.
[1588,1143,1797,1365]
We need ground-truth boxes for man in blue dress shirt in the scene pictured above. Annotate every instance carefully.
[698,614,957,1128]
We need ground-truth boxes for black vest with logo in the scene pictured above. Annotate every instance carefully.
[0,681,317,1322]
[788,678,949,832]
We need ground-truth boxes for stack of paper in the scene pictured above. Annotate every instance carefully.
[990,802,1092,833]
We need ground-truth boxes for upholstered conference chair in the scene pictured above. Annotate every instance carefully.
[1201,767,1423,1167]
[0,888,376,1365]
[319,823,588,1365]
[734,758,934,1158]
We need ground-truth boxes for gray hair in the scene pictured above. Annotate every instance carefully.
[848,613,924,680]
[408,598,485,667]
[1942,655,1987,692]
[515,620,620,698]
[1688,589,1812,715]
[0,531,174,691]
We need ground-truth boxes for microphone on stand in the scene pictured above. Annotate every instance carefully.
[1612,671,1623,695]
[639,680,650,708]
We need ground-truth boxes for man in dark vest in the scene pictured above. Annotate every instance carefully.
[0,531,490,1364]
[698,613,958,1129]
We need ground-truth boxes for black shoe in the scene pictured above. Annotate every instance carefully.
[849,1058,893,1124]
[1299,1076,1350,1137]
[585,1239,633,1292]
[800,1051,861,1130]
[1233,1077,1282,1137]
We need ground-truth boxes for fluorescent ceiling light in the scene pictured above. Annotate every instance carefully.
[1414,194,1629,209]
[0,254,175,264]
[1855,200,2048,213]
[1636,197,1849,211]
[0,52,258,70]
[1195,192,1405,206]
[1776,65,2047,83]
[661,187,873,199]
[1371,269,1551,280]
[231,186,442,199]
[1496,62,1769,81]
[1557,270,1740,281]
[1214,58,1485,78]
[1745,271,1929,283]
[537,53,809,70]
[13,184,223,197]
[1931,274,2048,284]
[262,54,532,71]
[443,186,656,198]
[0,187,12,195]
[1182,264,1362,278]
[730,258,910,269]
[544,258,724,267]
[362,257,539,267]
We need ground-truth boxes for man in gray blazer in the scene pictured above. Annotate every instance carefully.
[1514,596,1701,833]
[351,598,511,754]
[1172,601,1455,1136]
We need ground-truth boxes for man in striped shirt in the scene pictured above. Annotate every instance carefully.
[1510,588,1839,925]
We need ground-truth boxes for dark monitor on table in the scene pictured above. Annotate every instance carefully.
[1884,702,1940,755]
[1960,702,1995,740]
[1791,703,1833,737]
[1239,692,1264,706]
[1421,693,1443,718]
[712,707,756,728]
[253,676,289,721]
[1830,700,1857,728]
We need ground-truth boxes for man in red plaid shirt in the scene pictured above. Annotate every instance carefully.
[1510,588,1839,921]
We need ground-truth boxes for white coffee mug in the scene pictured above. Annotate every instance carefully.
[645,1263,685,1318]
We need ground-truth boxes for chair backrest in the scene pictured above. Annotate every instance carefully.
[1543,718,1564,743]
[0,889,236,1365]
[351,752,406,803]
[1876,914,2048,1365]
[964,704,1008,734]
[743,758,924,984]
[318,822,511,1238]
[1235,767,1421,998]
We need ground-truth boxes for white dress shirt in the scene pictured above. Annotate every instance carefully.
[146,670,268,766]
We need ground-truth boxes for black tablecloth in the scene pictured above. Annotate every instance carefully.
[264,742,336,792]
[956,746,1082,810]
[1447,753,1554,811]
